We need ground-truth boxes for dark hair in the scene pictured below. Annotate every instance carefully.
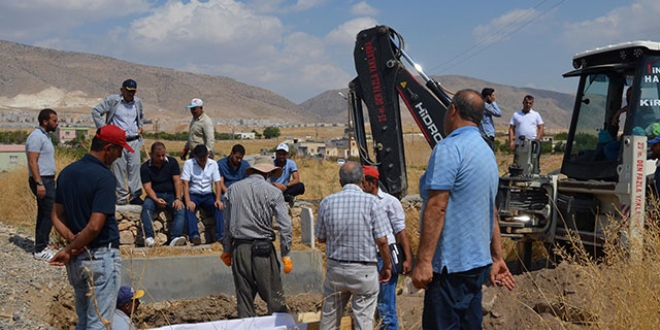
[231,144,246,155]
[150,141,166,153]
[38,108,57,126]
[339,161,364,186]
[524,94,535,101]
[90,134,111,152]
[453,89,484,125]
[364,175,378,183]
[481,88,495,98]
[193,144,208,158]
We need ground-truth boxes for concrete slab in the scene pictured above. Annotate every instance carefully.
[121,250,324,303]
[300,207,315,249]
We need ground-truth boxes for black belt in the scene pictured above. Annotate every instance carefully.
[328,258,376,266]
[88,241,119,250]
[233,238,272,246]
[126,135,140,142]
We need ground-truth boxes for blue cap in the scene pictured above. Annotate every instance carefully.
[117,286,144,306]
[649,135,660,145]
[122,79,137,91]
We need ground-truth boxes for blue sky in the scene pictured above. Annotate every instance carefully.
[1,0,659,103]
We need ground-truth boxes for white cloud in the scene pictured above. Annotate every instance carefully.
[289,0,326,12]
[472,8,539,43]
[245,0,324,14]
[325,17,379,46]
[350,2,378,16]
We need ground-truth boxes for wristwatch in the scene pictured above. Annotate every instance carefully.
[36,180,44,186]
[176,197,183,201]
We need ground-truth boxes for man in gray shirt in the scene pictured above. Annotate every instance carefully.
[180,98,215,160]
[26,108,58,261]
[220,156,292,318]
[92,79,144,205]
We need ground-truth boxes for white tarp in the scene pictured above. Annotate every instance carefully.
[148,313,308,330]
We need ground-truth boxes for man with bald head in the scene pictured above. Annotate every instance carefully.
[411,89,515,329]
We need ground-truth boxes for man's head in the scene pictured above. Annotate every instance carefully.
[339,161,363,187]
[120,79,137,102]
[229,144,246,167]
[275,143,289,165]
[522,95,534,113]
[116,285,144,315]
[245,155,282,179]
[186,98,204,119]
[625,86,633,104]
[361,165,379,194]
[192,144,209,167]
[149,142,167,167]
[649,135,660,159]
[443,89,484,135]
[91,125,134,166]
[481,88,496,104]
[38,108,58,132]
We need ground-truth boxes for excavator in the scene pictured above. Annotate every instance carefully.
[349,25,660,262]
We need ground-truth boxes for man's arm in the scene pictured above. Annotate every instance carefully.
[220,177,228,194]
[508,124,516,150]
[536,124,544,141]
[490,206,516,290]
[394,229,413,274]
[51,203,74,242]
[213,180,223,210]
[203,119,214,155]
[486,102,502,117]
[172,174,184,210]
[411,189,449,290]
[27,151,46,198]
[275,195,292,257]
[288,171,301,187]
[50,212,108,266]
[376,235,392,283]
[91,98,112,128]
[182,180,195,212]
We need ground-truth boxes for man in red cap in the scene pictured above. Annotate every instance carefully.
[50,124,133,329]
[362,165,412,330]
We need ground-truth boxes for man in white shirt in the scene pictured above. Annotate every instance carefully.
[180,145,224,246]
[508,95,544,171]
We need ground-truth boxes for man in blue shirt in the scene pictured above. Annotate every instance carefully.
[218,144,250,193]
[411,89,516,329]
[50,124,132,329]
[270,143,305,206]
[479,87,502,151]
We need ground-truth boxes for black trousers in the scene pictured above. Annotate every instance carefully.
[28,176,55,252]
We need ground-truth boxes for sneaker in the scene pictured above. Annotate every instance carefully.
[192,236,202,246]
[129,197,144,205]
[145,237,155,247]
[169,236,186,247]
[33,247,55,261]
[284,195,295,207]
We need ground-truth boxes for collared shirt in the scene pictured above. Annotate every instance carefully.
[186,113,214,152]
[419,126,497,274]
[217,156,250,188]
[480,101,502,138]
[140,156,180,193]
[510,109,544,145]
[270,158,298,185]
[316,184,391,263]
[181,158,221,195]
[112,309,136,330]
[110,101,139,136]
[223,174,292,256]
[55,154,119,248]
[25,126,56,176]
[375,188,406,245]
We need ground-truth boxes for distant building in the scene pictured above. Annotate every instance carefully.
[325,138,358,159]
[234,132,255,140]
[0,145,27,172]
[297,141,326,156]
[59,127,93,144]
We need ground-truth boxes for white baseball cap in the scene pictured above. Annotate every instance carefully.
[276,143,289,153]
[186,98,203,109]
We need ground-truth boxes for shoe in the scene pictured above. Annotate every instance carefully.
[192,236,202,246]
[129,197,144,205]
[33,247,55,261]
[284,195,295,207]
[169,236,186,247]
[145,237,155,247]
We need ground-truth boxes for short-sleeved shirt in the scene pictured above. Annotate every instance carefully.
[55,154,119,247]
[25,127,56,177]
[140,156,180,193]
[510,109,544,145]
[315,184,391,263]
[181,158,221,195]
[419,126,498,274]
[270,159,298,185]
[375,188,406,245]
[217,156,250,188]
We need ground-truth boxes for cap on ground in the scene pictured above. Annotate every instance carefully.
[96,125,134,153]
[117,286,144,306]
[122,79,137,91]
[363,165,379,179]
[276,143,289,153]
[186,98,203,109]
[246,155,282,178]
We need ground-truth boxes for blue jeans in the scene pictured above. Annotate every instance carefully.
[29,176,55,252]
[376,256,399,330]
[423,265,490,330]
[186,193,224,241]
[140,192,185,239]
[66,247,121,330]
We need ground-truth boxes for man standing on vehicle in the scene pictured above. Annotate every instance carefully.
[411,89,515,329]
[315,161,392,330]
[50,125,131,329]
[362,165,412,330]
[139,142,186,247]
[508,95,544,171]
[221,156,292,318]
[479,87,502,151]
[218,144,251,193]
[180,98,215,160]
[271,142,305,206]
[26,108,58,261]
[92,79,144,205]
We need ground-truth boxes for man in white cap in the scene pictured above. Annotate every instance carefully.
[221,156,292,318]
[181,98,215,160]
[112,285,144,330]
[270,142,305,206]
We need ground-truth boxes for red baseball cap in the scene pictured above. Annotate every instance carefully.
[363,165,379,179]
[95,125,134,153]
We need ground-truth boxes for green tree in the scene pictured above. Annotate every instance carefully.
[263,126,281,139]
[252,129,262,139]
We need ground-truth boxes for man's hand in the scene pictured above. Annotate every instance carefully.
[490,259,516,290]
[379,267,392,283]
[272,182,287,192]
[220,252,232,267]
[155,198,168,209]
[49,248,71,266]
[402,259,412,275]
[35,184,46,199]
[186,201,196,212]
[180,149,188,161]
[172,199,184,211]
[214,200,224,210]
[509,141,515,151]
[282,257,293,274]
[411,261,434,290]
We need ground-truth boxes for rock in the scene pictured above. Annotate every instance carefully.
[12,313,19,321]
[481,285,497,314]
[118,220,132,231]
[119,231,135,245]
[153,221,163,232]
[156,233,168,245]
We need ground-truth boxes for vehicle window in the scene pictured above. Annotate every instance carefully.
[634,56,660,136]
[568,73,610,160]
